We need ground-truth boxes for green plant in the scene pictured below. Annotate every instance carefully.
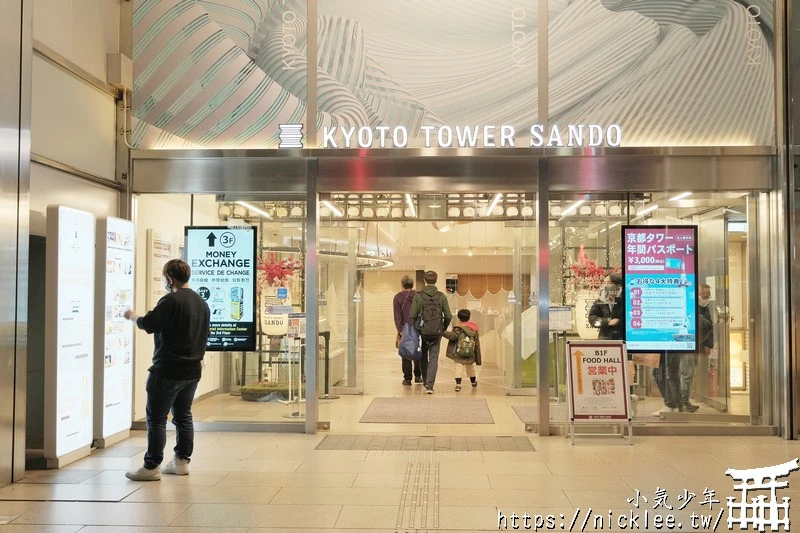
[240,381,290,401]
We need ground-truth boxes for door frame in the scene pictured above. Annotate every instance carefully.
[131,147,784,437]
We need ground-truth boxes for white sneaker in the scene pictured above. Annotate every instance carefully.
[125,466,161,481]
[425,388,434,394]
[162,456,190,475]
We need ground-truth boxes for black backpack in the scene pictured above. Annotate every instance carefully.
[418,291,444,337]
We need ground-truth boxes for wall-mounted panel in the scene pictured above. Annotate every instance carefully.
[31,56,116,181]
[44,206,95,468]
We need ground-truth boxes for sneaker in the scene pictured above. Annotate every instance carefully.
[414,377,423,383]
[162,456,190,476]
[454,384,462,392]
[125,466,161,481]
[425,388,434,394]
[682,403,699,413]
[471,381,477,388]
[402,379,412,386]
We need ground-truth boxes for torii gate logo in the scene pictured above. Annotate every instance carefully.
[726,458,799,531]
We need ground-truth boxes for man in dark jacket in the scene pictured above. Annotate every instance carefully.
[393,275,422,385]
[124,259,210,481]
[409,270,452,394]
[588,284,624,340]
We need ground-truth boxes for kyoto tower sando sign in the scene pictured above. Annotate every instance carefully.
[277,123,623,149]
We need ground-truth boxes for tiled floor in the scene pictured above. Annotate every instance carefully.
[2,431,799,532]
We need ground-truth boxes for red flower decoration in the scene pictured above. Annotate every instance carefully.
[257,254,303,288]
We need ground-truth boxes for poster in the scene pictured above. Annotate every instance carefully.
[147,229,176,309]
[185,226,257,351]
[622,226,698,352]
[96,218,135,440]
[45,206,95,460]
[567,341,629,420]
[288,313,307,339]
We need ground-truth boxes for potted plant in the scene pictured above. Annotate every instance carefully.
[240,380,291,402]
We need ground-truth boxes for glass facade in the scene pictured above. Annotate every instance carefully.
[120,0,794,437]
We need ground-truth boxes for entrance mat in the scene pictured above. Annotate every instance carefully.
[512,404,569,424]
[316,434,534,452]
[359,397,494,424]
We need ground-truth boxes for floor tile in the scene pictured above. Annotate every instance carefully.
[80,470,228,486]
[11,502,189,526]
[16,470,102,485]
[334,505,399,529]
[439,488,570,508]
[0,502,41,525]
[122,484,280,504]
[489,474,630,491]
[79,529,247,533]
[0,527,82,533]
[217,472,356,488]
[270,487,400,506]
[0,484,138,502]
[168,503,341,528]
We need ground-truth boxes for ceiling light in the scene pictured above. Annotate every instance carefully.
[442,247,448,253]
[600,221,622,233]
[405,193,416,217]
[485,193,503,217]
[467,248,473,257]
[635,204,659,219]
[321,200,343,217]
[237,201,273,219]
[559,199,585,219]
[669,192,692,201]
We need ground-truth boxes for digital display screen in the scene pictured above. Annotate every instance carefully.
[185,226,257,351]
[622,226,698,352]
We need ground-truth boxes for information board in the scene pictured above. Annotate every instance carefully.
[95,217,135,442]
[622,226,698,352]
[185,226,257,351]
[566,340,630,420]
[45,206,95,463]
[549,306,573,332]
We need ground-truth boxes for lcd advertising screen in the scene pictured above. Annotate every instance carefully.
[96,217,135,440]
[185,226,257,351]
[622,226,698,352]
[45,206,95,461]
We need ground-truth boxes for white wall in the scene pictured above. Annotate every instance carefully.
[31,0,121,180]
[31,57,116,180]
[132,194,222,420]
[29,163,119,236]
[33,0,121,81]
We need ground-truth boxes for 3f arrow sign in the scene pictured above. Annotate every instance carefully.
[207,232,217,247]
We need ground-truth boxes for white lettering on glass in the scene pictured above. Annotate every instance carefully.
[319,124,624,148]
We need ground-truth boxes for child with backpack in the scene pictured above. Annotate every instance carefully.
[443,309,482,391]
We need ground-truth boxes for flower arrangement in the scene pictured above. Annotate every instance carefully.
[569,259,620,291]
[257,253,303,289]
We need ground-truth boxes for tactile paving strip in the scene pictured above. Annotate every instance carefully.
[315,434,535,451]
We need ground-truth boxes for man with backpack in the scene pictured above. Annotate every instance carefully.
[409,270,452,394]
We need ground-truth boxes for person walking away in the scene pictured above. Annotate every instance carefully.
[409,270,452,394]
[443,309,482,391]
[123,259,210,480]
[680,283,714,412]
[394,275,423,385]
[588,284,624,340]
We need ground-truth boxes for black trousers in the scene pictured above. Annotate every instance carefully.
[653,353,682,408]
[402,358,423,381]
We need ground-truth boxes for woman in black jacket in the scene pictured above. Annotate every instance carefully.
[588,284,624,340]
